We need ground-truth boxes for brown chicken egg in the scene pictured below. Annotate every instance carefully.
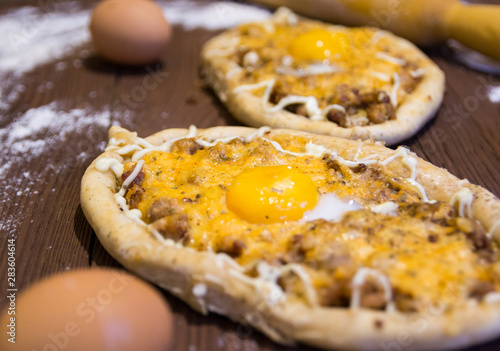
[90,0,172,65]
[0,268,173,351]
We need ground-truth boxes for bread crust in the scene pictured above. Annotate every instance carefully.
[81,126,500,350]
[201,9,445,145]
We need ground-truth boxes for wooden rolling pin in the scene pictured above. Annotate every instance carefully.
[248,0,500,61]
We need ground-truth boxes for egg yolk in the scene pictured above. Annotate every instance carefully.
[226,165,319,224]
[289,29,351,61]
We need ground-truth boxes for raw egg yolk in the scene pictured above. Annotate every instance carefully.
[289,29,351,61]
[226,165,319,224]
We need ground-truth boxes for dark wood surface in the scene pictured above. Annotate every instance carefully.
[0,0,499,350]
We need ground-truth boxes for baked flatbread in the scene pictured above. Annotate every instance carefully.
[201,8,445,145]
[81,126,500,350]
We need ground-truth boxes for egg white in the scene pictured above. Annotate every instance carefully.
[301,193,361,222]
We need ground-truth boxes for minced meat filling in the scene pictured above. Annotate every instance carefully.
[121,135,499,311]
[228,21,424,127]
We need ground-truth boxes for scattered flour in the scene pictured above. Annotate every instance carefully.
[0,102,110,181]
[0,101,111,236]
[163,1,270,30]
[0,4,90,75]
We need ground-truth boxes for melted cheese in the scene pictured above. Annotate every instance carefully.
[489,219,500,238]
[233,79,275,94]
[120,159,144,194]
[115,159,145,222]
[449,187,474,218]
[95,158,124,177]
[275,62,340,77]
[350,267,393,310]
[229,18,424,124]
[243,51,259,67]
[410,68,425,78]
[96,129,499,312]
[376,52,406,66]
[268,95,323,120]
[381,147,430,202]
[390,73,401,107]
[256,261,318,306]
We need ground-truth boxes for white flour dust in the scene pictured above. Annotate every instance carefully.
[0,4,90,75]
[0,102,110,183]
[0,2,90,110]
[0,102,110,235]
[163,1,270,30]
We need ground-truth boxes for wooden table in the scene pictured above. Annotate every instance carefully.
[0,0,499,350]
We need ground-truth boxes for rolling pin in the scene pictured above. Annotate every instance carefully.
[248,0,500,62]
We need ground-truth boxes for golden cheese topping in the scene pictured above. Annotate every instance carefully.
[221,12,426,127]
[119,132,500,312]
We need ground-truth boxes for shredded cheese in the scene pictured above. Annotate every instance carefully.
[228,268,285,305]
[120,159,145,194]
[333,153,378,167]
[267,95,323,120]
[322,104,346,117]
[225,65,242,79]
[275,62,339,77]
[376,52,406,66]
[449,188,474,218]
[410,68,425,78]
[350,267,393,310]
[130,126,198,161]
[261,137,303,157]
[232,79,275,94]
[244,126,271,142]
[106,137,128,150]
[389,73,401,107]
[115,144,143,155]
[243,51,259,67]
[93,126,498,313]
[488,219,500,238]
[194,136,242,148]
[256,261,318,306]
[369,71,392,82]
[95,158,124,177]
[370,30,387,44]
[304,143,328,157]
[381,147,431,202]
[110,160,146,223]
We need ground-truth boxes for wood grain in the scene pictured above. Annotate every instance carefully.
[0,0,499,350]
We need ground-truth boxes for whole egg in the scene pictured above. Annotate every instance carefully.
[0,268,173,351]
[90,0,172,65]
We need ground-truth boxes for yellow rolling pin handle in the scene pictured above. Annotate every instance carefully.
[247,0,457,44]
[444,2,500,62]
[337,0,455,46]
[247,0,500,61]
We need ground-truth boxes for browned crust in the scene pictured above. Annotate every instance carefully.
[200,9,445,146]
[81,126,500,350]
